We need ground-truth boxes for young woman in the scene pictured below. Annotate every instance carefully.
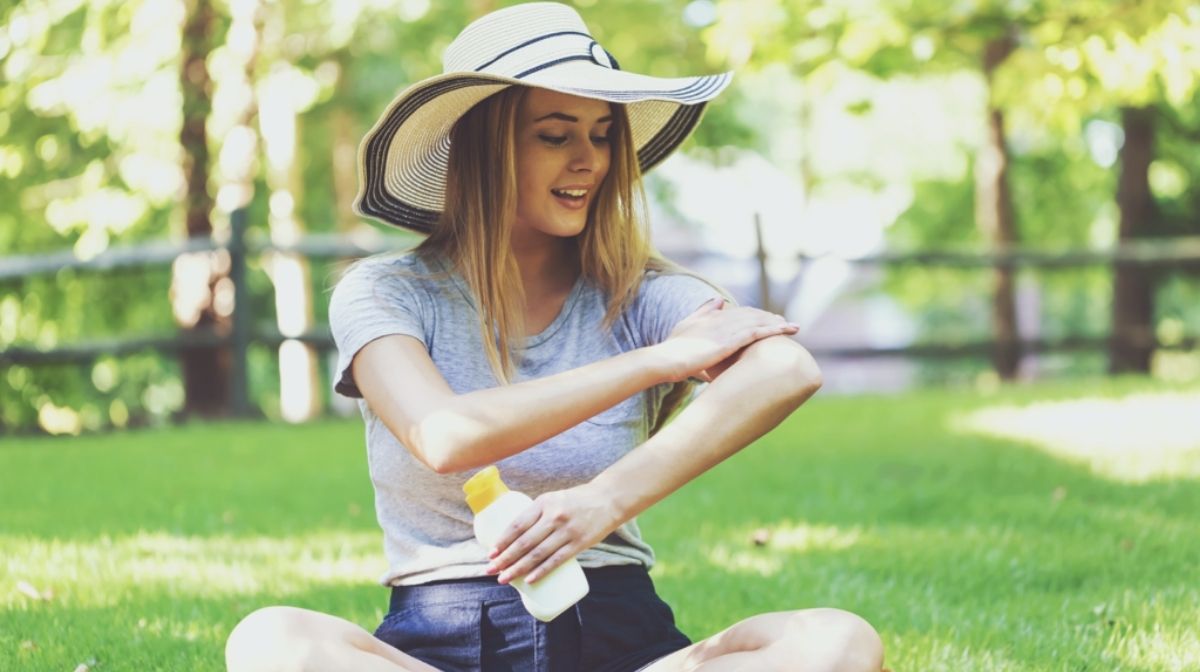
[225,3,884,671]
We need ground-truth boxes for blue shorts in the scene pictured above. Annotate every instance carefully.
[374,564,692,672]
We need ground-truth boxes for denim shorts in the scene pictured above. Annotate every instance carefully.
[374,564,692,672]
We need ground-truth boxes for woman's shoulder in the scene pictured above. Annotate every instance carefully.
[328,251,458,318]
[637,266,720,299]
[337,250,446,288]
[625,266,723,320]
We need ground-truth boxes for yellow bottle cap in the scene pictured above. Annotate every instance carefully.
[463,465,509,514]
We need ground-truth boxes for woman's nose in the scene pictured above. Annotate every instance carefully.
[569,142,601,172]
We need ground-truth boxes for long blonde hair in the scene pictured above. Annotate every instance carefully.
[413,86,703,430]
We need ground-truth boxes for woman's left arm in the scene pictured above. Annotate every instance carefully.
[486,334,821,584]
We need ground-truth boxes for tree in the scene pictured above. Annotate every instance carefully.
[175,0,232,417]
[1009,7,1200,373]
[1,0,200,432]
[1110,106,1156,372]
[706,0,1200,379]
[706,0,1031,378]
[977,30,1020,379]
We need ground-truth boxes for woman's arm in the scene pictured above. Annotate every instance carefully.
[484,334,821,584]
[594,334,822,520]
[354,335,670,474]
[352,300,798,474]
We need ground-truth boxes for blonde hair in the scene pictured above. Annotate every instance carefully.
[410,86,708,431]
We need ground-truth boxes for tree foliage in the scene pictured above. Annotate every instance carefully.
[2,0,1198,432]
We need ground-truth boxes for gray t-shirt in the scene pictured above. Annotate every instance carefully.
[329,251,720,586]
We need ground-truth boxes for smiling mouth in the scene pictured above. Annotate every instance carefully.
[550,188,588,201]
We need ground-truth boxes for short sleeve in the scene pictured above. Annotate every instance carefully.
[631,271,725,347]
[328,258,427,398]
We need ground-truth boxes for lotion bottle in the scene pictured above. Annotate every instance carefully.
[463,466,589,622]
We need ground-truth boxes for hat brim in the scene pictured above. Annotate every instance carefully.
[354,64,732,233]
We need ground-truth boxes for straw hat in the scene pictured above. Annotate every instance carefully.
[353,1,733,233]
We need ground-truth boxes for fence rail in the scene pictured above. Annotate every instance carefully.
[7,330,1195,367]
[0,232,407,282]
[796,237,1200,269]
[3,214,1199,415]
[6,232,1200,282]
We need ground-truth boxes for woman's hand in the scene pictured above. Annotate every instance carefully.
[485,483,621,586]
[653,298,800,383]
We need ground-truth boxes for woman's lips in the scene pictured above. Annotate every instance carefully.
[552,191,588,210]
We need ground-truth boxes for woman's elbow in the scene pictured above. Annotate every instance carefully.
[407,438,471,475]
[783,347,822,402]
[408,432,467,475]
[408,414,484,474]
[745,336,822,401]
[795,363,822,401]
[427,454,467,475]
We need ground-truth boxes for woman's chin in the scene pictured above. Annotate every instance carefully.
[536,221,587,239]
[513,211,589,242]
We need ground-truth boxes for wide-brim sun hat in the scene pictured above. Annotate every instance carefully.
[354,1,733,234]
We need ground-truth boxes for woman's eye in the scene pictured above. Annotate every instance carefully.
[538,134,567,146]
[590,136,610,144]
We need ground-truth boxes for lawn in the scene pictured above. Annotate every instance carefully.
[3,378,1199,671]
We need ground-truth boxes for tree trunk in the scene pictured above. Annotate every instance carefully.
[1109,106,1157,374]
[174,0,231,417]
[975,34,1020,380]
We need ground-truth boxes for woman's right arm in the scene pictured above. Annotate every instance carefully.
[352,298,796,474]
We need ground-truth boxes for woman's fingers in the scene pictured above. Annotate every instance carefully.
[488,523,552,574]
[660,304,802,382]
[485,485,622,586]
[746,322,798,342]
[488,507,536,559]
[496,529,572,585]
[524,544,577,584]
[487,508,552,570]
[734,312,799,339]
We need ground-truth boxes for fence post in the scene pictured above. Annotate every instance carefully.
[754,212,772,312]
[229,208,252,417]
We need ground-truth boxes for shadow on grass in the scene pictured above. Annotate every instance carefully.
[640,394,1199,671]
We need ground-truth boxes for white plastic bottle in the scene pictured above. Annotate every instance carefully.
[463,466,589,622]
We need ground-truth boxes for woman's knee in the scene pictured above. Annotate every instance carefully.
[776,608,885,672]
[225,606,324,672]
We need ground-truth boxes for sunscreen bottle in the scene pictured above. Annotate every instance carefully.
[463,466,589,622]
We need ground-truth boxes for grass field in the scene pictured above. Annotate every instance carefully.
[3,378,1199,671]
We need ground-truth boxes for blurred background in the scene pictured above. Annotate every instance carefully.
[2,0,1199,435]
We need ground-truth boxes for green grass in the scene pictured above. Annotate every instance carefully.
[3,378,1199,671]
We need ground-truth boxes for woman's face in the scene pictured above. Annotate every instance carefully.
[513,88,613,243]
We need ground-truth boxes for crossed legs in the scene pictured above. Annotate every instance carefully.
[224,605,884,672]
[225,607,437,672]
[641,608,884,672]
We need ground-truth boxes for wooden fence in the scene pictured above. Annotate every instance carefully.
[2,209,1199,416]
[0,210,390,416]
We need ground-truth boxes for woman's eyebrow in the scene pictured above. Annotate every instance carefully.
[533,112,613,123]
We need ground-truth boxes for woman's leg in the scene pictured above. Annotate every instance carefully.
[225,606,444,672]
[639,608,884,672]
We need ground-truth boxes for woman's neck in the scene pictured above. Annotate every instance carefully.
[510,235,579,301]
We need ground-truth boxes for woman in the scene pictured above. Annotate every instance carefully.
[226,3,885,671]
